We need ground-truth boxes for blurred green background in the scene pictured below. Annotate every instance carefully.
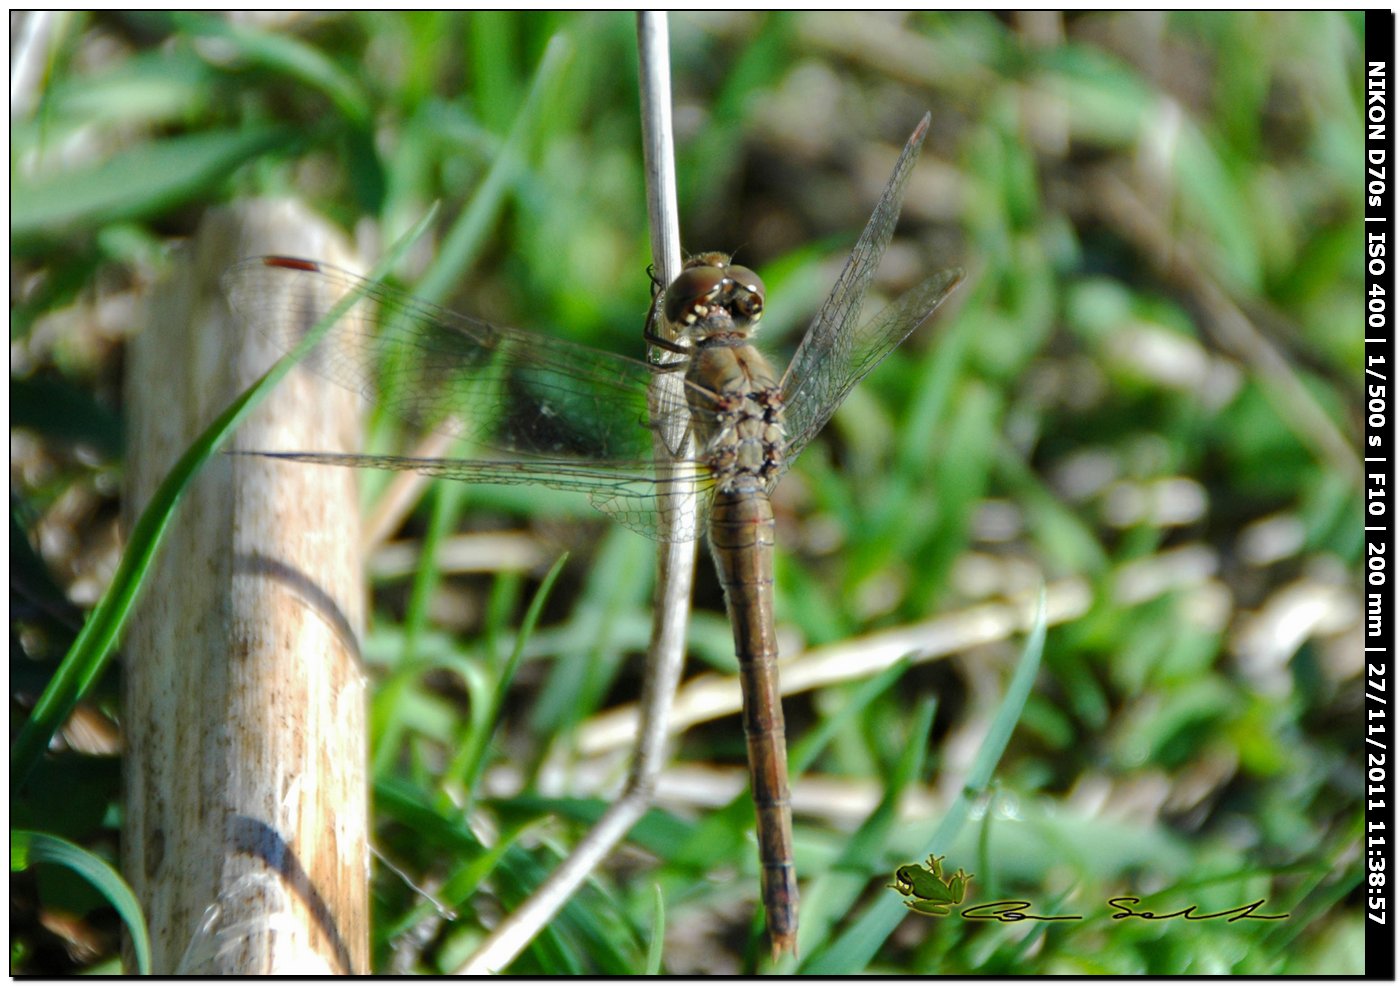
[10,10,1365,975]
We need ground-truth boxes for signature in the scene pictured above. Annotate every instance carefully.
[887,859,1290,924]
[956,897,1289,923]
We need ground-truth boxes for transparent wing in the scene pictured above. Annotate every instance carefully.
[776,113,962,468]
[223,257,701,459]
[243,451,712,542]
[222,257,717,541]
[779,267,963,469]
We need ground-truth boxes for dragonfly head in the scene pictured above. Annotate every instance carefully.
[663,252,765,341]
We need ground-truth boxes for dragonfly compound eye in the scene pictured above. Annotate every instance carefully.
[664,262,767,330]
[723,264,765,327]
[664,265,729,326]
[724,264,764,299]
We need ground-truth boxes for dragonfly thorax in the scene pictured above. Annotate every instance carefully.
[686,331,786,495]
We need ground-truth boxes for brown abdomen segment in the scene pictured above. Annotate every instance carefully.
[707,488,797,958]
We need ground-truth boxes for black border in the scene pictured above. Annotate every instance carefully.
[1365,8,1396,981]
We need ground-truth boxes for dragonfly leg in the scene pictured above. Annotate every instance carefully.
[642,328,691,356]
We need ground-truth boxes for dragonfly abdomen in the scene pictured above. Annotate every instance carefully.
[708,489,798,958]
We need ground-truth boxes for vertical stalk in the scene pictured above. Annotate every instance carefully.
[456,11,696,972]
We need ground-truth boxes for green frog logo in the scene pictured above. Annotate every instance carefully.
[888,855,973,916]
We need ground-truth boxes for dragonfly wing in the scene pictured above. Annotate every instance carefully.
[776,113,960,467]
[778,267,963,473]
[222,257,700,463]
[242,451,714,543]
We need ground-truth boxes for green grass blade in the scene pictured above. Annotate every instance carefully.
[13,829,152,975]
[802,588,1047,973]
[961,589,1047,791]
[789,656,917,775]
[373,775,536,945]
[12,127,294,242]
[415,31,573,306]
[401,478,469,656]
[445,553,570,805]
[172,12,373,129]
[10,209,437,783]
[782,692,937,971]
[645,883,666,974]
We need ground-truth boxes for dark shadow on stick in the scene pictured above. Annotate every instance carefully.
[232,551,363,667]
[228,814,357,974]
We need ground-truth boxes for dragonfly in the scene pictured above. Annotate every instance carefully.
[222,112,962,959]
